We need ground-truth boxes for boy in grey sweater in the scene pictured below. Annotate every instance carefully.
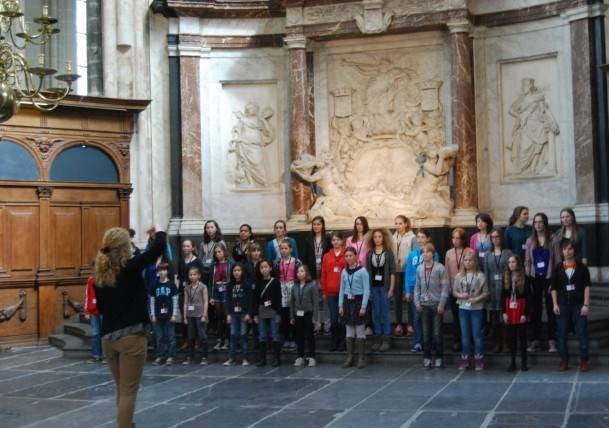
[414,243,449,369]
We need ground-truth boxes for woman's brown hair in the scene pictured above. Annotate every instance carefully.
[504,255,525,294]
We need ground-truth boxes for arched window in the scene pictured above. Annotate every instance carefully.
[0,140,40,180]
[50,145,119,183]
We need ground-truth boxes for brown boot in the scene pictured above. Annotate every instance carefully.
[356,339,366,369]
[343,338,354,368]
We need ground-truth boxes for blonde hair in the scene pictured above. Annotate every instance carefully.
[94,227,132,287]
[459,248,479,275]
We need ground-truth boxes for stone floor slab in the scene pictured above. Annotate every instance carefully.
[487,412,565,427]
[497,382,571,412]
[407,410,487,428]
[424,381,509,411]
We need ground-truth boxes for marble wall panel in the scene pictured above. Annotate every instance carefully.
[474,18,576,222]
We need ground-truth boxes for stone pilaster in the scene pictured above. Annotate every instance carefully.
[448,20,478,215]
[285,34,313,217]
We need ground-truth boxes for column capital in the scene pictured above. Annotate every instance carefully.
[36,186,53,199]
[117,186,133,200]
[447,19,471,34]
[284,34,307,49]
[561,3,606,22]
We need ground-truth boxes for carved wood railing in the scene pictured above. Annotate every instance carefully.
[0,290,27,322]
[62,290,83,318]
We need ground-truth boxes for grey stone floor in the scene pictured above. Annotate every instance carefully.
[1,346,609,428]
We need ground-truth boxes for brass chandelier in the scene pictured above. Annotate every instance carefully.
[0,1,80,122]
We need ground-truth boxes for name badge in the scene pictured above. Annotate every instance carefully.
[218,285,226,292]
[463,301,471,308]
[264,300,272,307]
[479,252,486,258]
[413,256,419,265]
[187,305,195,311]
[234,306,242,313]
[494,274,501,281]
[92,298,96,304]
[348,293,355,300]
[160,307,168,314]
[296,310,305,317]
[536,262,545,269]
[509,301,518,309]
[375,274,383,281]
[522,244,527,250]
[334,267,340,273]
[566,284,575,292]
[316,257,322,264]
[421,294,429,302]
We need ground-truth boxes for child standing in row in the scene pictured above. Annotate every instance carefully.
[210,244,233,351]
[444,228,466,352]
[224,264,252,366]
[321,232,347,352]
[453,249,488,370]
[291,265,320,367]
[339,247,370,369]
[366,229,396,352]
[183,266,209,365]
[392,215,417,337]
[415,243,449,369]
[502,255,530,372]
[150,263,179,365]
[254,260,282,366]
[275,240,302,349]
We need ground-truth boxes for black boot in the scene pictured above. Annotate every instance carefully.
[521,351,528,371]
[257,342,267,367]
[271,341,281,367]
[338,326,346,352]
[507,357,516,372]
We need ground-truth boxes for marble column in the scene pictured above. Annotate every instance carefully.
[448,20,478,213]
[562,4,608,204]
[179,46,203,219]
[86,0,103,96]
[285,34,313,217]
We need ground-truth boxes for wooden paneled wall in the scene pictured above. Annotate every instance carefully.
[0,96,148,344]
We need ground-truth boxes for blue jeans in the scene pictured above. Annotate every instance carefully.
[407,299,423,345]
[187,317,208,358]
[371,287,391,336]
[229,315,248,359]
[327,296,339,328]
[459,309,483,356]
[258,316,280,343]
[90,314,103,358]
[558,304,589,362]
[153,318,176,359]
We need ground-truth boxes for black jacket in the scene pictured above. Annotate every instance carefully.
[252,277,282,315]
[96,231,167,336]
[551,261,591,306]
[225,282,253,316]
[300,233,332,279]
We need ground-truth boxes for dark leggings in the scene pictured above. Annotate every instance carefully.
[294,312,316,358]
[280,307,294,343]
[211,302,227,343]
[530,277,556,341]
[448,295,461,345]
[506,323,527,363]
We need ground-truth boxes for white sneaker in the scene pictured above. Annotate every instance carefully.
[308,358,317,367]
[527,341,539,353]
[435,358,444,369]
[220,343,228,350]
[152,357,163,366]
[242,359,250,366]
[200,358,208,365]
[223,359,234,366]
[548,340,558,353]
[365,327,373,336]
[213,340,222,351]
[294,357,305,367]
[423,358,432,369]
[165,357,175,366]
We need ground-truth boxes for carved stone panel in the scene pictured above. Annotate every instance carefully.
[499,54,560,180]
[295,42,455,222]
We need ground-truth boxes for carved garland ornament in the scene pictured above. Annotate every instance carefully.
[62,290,83,319]
[0,290,27,322]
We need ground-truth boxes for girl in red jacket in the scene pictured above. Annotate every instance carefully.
[84,276,103,363]
[502,255,531,372]
[321,232,347,351]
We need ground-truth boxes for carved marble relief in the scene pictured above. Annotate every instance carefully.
[225,101,276,189]
[505,78,559,178]
[292,49,455,221]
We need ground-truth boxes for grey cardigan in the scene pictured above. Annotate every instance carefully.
[414,262,449,307]
[366,249,396,291]
[290,281,320,322]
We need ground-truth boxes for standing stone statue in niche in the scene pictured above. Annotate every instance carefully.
[506,78,559,177]
[227,102,275,188]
